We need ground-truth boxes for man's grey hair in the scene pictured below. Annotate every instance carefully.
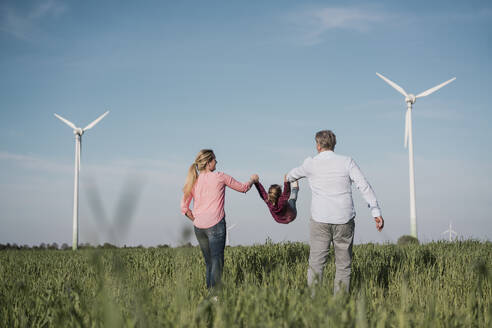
[315,130,336,150]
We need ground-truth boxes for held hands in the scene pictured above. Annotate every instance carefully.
[374,216,384,231]
[250,174,259,184]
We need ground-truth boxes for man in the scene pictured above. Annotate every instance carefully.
[287,130,384,294]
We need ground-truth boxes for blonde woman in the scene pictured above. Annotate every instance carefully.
[181,149,255,289]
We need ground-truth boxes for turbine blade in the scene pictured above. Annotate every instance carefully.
[79,137,82,172]
[416,77,456,98]
[77,136,82,172]
[54,113,77,130]
[404,109,409,148]
[112,177,145,242]
[83,110,109,131]
[376,72,408,97]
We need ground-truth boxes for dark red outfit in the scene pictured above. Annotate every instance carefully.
[254,181,297,224]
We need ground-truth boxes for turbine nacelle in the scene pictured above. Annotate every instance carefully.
[74,128,84,136]
[405,94,416,105]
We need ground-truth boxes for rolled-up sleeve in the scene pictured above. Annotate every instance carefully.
[180,193,192,215]
[348,159,381,218]
[220,172,251,193]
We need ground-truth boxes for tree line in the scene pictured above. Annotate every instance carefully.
[0,243,173,250]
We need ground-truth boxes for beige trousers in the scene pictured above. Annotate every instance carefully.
[307,217,355,294]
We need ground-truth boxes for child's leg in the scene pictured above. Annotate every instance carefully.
[288,198,297,213]
[289,181,299,201]
[289,181,299,213]
[290,187,299,201]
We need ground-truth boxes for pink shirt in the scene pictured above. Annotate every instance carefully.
[180,171,251,229]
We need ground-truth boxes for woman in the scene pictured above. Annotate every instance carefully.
[181,149,255,289]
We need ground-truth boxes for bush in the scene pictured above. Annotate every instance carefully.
[101,243,117,249]
[397,235,419,245]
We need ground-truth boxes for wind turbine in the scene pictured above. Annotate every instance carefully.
[54,111,109,250]
[441,222,457,242]
[226,223,237,246]
[376,73,455,238]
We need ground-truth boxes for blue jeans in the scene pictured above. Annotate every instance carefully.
[194,217,226,289]
[288,187,299,217]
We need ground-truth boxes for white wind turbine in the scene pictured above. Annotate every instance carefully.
[376,73,456,238]
[441,222,458,242]
[226,223,237,246]
[54,111,109,250]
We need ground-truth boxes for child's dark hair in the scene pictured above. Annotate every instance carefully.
[268,184,282,206]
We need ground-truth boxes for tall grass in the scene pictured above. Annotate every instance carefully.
[0,241,490,327]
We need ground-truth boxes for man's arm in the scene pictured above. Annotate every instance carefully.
[286,157,311,182]
[348,158,384,230]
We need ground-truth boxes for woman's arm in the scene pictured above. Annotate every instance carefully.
[180,194,194,221]
[220,172,253,193]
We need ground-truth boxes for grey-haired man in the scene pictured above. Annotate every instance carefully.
[286,130,384,294]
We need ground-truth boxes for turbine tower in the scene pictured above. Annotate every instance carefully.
[376,73,455,238]
[441,222,457,242]
[226,223,237,246]
[54,111,109,250]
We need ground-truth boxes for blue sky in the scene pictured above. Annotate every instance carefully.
[1,0,491,246]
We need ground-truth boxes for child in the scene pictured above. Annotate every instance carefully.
[251,174,299,224]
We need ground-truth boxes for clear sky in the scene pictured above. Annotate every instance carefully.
[1,0,491,246]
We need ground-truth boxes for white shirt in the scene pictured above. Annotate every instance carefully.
[287,150,381,224]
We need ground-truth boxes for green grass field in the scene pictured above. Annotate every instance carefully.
[1,241,491,327]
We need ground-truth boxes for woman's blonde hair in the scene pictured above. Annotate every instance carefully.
[183,149,216,198]
[268,184,282,206]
